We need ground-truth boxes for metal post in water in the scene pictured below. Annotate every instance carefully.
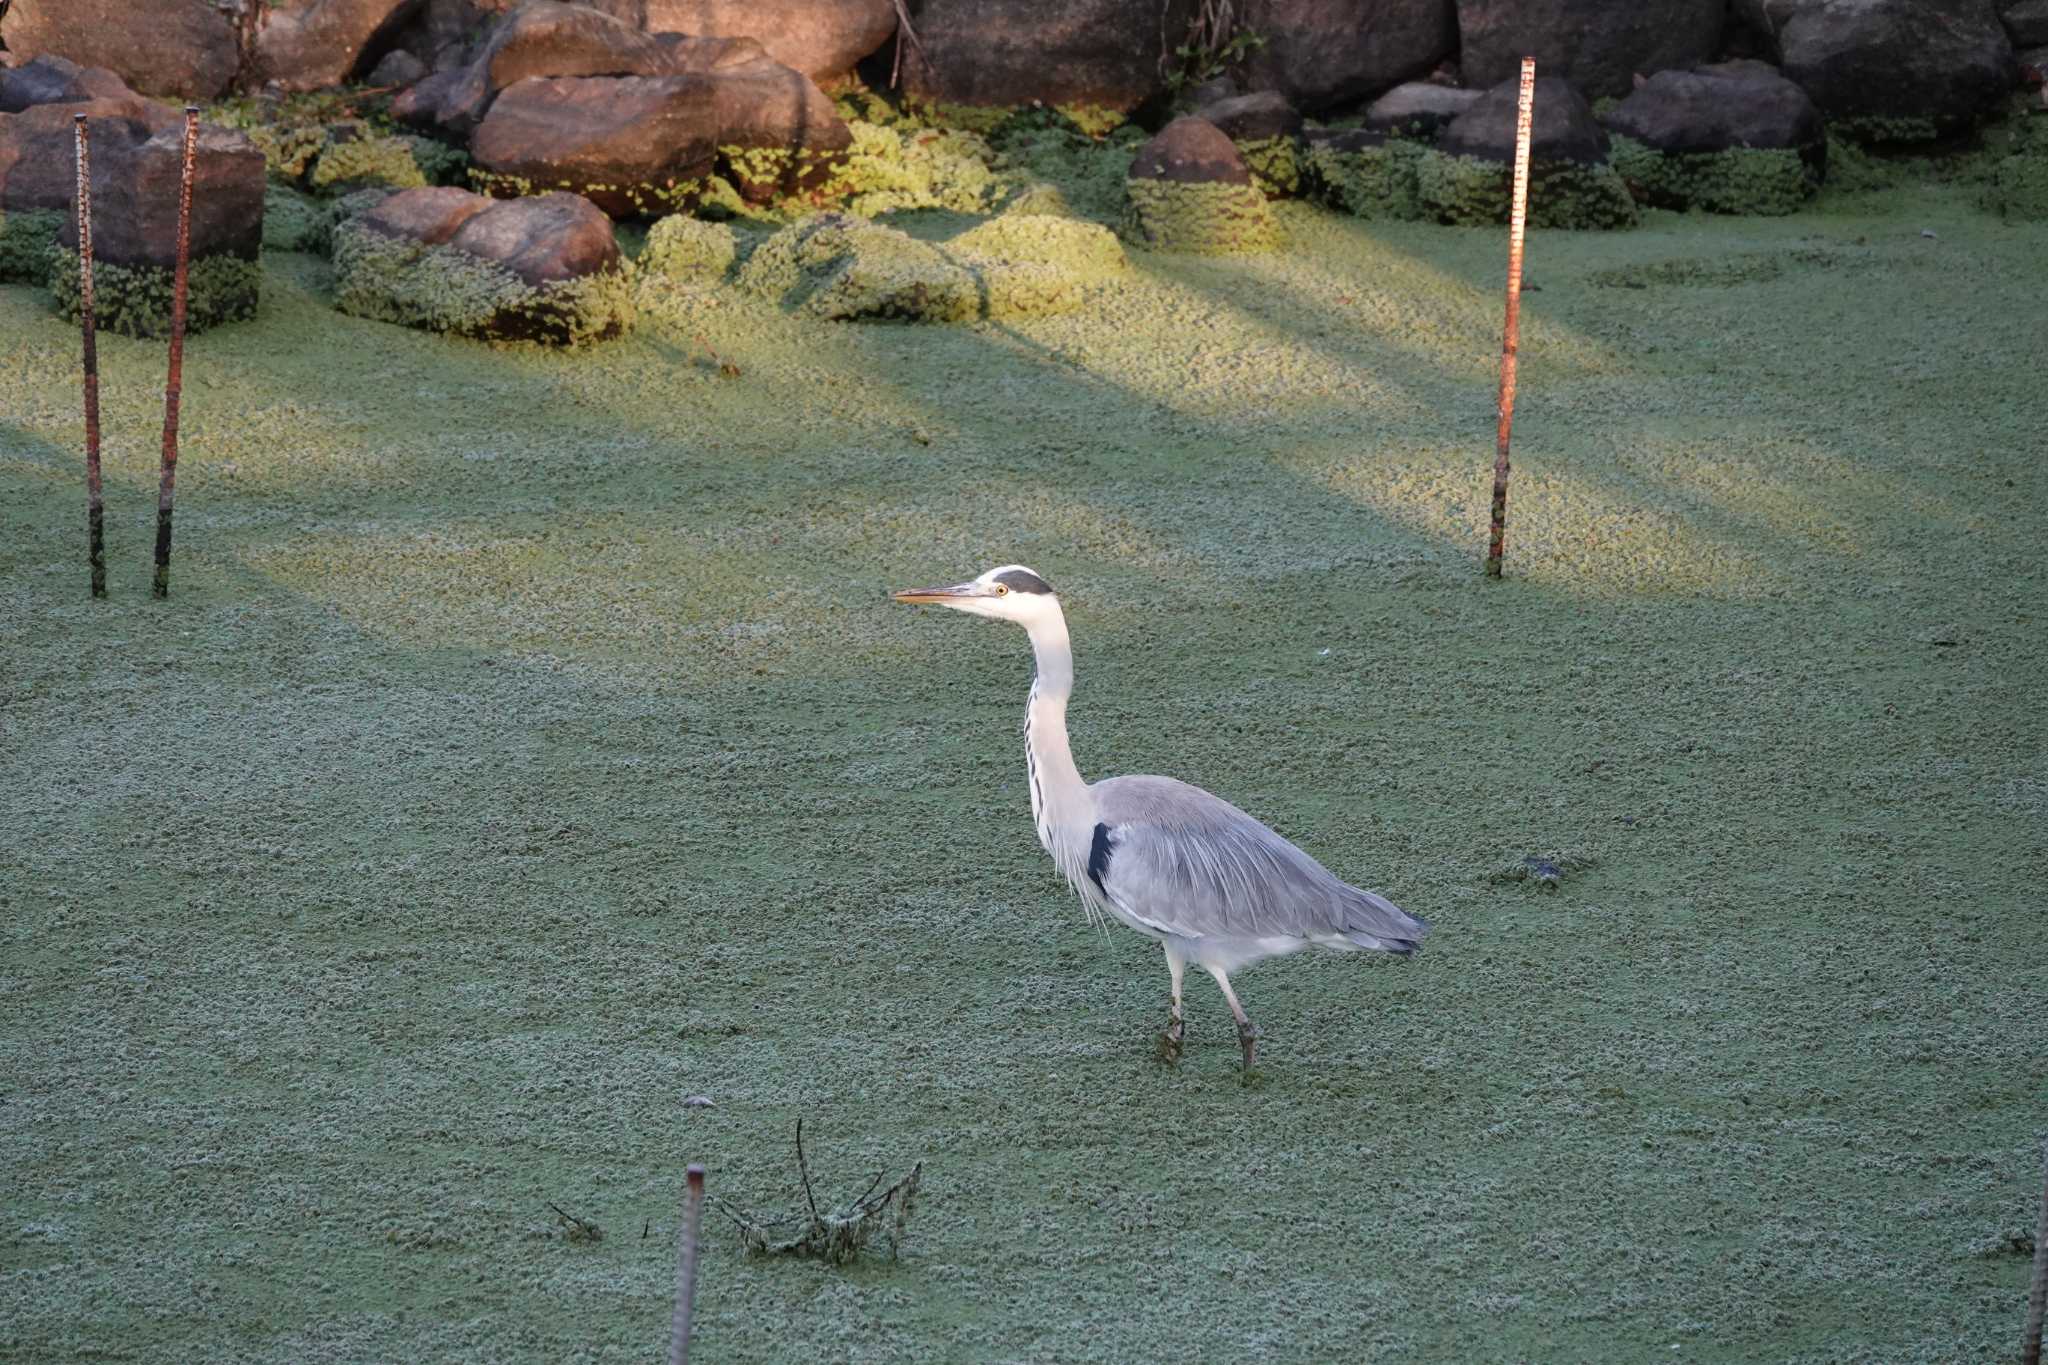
[75,114,106,599]
[1484,58,1536,580]
[153,105,198,600]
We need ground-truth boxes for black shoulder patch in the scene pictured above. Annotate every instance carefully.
[994,567,1054,595]
[1086,822,1114,894]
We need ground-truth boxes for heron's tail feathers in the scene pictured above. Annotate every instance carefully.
[1341,887,1429,956]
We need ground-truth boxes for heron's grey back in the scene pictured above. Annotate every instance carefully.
[1089,774,1426,948]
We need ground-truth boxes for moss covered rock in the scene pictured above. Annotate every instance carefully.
[1196,92,1307,199]
[333,187,632,345]
[1122,117,1279,253]
[1601,65,1824,215]
[1981,114,2048,217]
[640,214,741,284]
[732,210,1125,322]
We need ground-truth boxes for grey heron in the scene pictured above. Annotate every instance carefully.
[893,565,1427,1072]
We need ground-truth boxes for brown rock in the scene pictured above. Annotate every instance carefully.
[470,54,850,215]
[1239,0,1456,112]
[0,0,239,101]
[1438,75,1611,164]
[57,120,267,268]
[0,101,179,214]
[0,55,140,112]
[253,0,430,93]
[896,0,1194,113]
[1361,81,1482,137]
[1129,117,1252,185]
[445,190,621,284]
[356,184,496,243]
[641,0,896,84]
[1457,0,1725,97]
[1195,90,1303,143]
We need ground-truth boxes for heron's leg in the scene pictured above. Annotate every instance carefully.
[1156,943,1187,1064]
[1203,965,1259,1072]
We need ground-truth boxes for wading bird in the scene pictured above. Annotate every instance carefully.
[893,565,1427,1073]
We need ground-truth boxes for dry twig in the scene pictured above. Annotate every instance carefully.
[713,1119,922,1264]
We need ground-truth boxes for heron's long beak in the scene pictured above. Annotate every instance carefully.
[892,582,982,605]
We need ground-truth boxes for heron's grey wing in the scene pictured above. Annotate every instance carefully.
[1090,774,1426,950]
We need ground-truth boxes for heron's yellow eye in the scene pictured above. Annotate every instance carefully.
[994,584,1008,595]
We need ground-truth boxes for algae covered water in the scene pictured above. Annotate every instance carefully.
[2,179,2044,1359]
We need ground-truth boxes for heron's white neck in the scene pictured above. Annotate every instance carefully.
[1022,607,1091,836]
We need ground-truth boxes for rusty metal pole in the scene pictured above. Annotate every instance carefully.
[2024,1140,2046,1365]
[152,105,198,600]
[1484,57,1535,580]
[74,114,106,599]
[670,1164,705,1365]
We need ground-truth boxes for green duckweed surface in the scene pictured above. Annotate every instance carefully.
[2,175,2045,1362]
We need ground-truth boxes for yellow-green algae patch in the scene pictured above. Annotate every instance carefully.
[309,135,430,194]
[824,121,1006,217]
[1123,179,1280,254]
[1609,136,1818,216]
[2,166,2046,1365]
[639,214,741,285]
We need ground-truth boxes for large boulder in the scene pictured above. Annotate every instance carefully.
[408,0,687,138]
[895,0,1193,115]
[253,0,428,93]
[0,67,183,287]
[1123,116,1278,253]
[0,0,238,101]
[1438,74,1611,163]
[1457,0,1726,97]
[1238,0,1456,112]
[48,118,268,335]
[1426,75,1638,227]
[1604,64,1826,213]
[332,185,631,343]
[1194,90,1305,195]
[469,51,850,215]
[642,0,897,85]
[2005,0,2048,45]
[1736,0,2016,141]
[1361,82,1483,136]
[0,54,140,112]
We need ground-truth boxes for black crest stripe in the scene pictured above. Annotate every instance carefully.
[993,568,1054,595]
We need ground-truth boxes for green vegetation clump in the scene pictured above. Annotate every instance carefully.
[640,215,741,284]
[1123,178,1279,254]
[310,135,428,193]
[989,122,1145,224]
[406,136,470,188]
[827,121,1005,217]
[1000,181,1077,217]
[1307,138,1428,219]
[1234,135,1303,198]
[49,248,260,336]
[1609,136,1818,216]
[1416,151,1638,229]
[732,210,1125,322]
[331,221,633,346]
[0,208,61,285]
[1980,115,2048,219]
[262,185,324,252]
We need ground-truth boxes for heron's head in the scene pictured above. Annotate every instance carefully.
[892,564,1058,624]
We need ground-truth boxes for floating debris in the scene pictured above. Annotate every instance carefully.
[713,1119,921,1264]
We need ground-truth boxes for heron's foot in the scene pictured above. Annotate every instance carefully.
[1236,1019,1260,1074]
[1155,1014,1185,1065]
